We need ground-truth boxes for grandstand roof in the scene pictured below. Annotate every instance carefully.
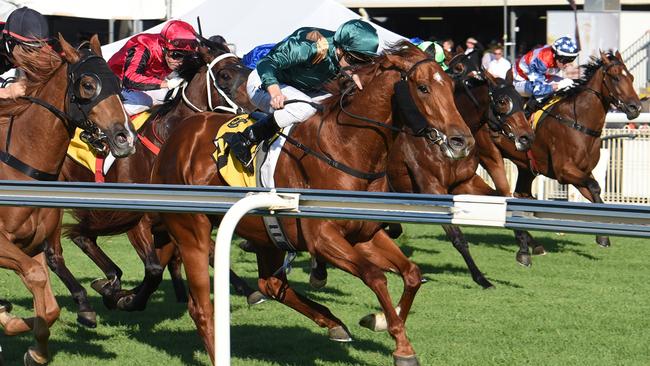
[338,0,649,7]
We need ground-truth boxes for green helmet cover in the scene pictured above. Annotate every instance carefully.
[417,41,448,71]
[333,19,379,56]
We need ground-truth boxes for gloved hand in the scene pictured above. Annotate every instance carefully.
[165,77,185,90]
[555,78,574,90]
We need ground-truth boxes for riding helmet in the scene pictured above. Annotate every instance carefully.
[551,36,579,57]
[333,19,379,57]
[3,7,49,45]
[417,41,448,70]
[160,20,198,52]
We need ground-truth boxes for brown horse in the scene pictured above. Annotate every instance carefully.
[151,42,473,365]
[386,54,533,289]
[0,35,135,365]
[43,43,256,328]
[477,51,641,266]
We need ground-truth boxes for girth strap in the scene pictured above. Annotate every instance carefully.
[0,150,59,181]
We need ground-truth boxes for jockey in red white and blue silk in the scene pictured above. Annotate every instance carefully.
[512,36,579,100]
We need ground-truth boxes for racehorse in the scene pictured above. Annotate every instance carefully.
[43,42,257,328]
[386,53,533,289]
[0,35,135,365]
[476,51,641,266]
[151,41,473,365]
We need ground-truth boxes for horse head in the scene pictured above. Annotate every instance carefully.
[447,48,484,82]
[599,51,641,120]
[381,43,474,159]
[194,42,254,113]
[484,69,534,151]
[59,34,136,157]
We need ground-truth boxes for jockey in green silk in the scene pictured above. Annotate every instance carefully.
[227,19,380,169]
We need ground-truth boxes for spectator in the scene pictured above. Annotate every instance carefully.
[487,46,511,79]
[465,37,477,55]
[624,122,637,130]
[638,123,649,130]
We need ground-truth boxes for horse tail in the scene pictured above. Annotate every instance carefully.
[63,209,144,239]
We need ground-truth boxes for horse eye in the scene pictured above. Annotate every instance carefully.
[417,84,429,93]
[82,82,95,91]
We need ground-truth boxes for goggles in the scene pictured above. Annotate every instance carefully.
[343,51,374,66]
[556,55,576,64]
[166,49,190,60]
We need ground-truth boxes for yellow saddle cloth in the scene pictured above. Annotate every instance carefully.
[531,97,562,130]
[66,112,150,173]
[213,114,258,188]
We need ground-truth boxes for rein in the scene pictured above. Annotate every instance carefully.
[181,52,243,114]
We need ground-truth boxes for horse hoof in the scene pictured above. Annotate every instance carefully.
[532,245,547,256]
[238,241,257,253]
[596,236,611,248]
[91,278,116,297]
[359,312,387,332]
[0,299,13,314]
[116,294,140,311]
[328,325,352,342]
[24,348,48,366]
[309,273,327,289]
[477,277,495,289]
[76,311,97,328]
[516,252,532,267]
[394,354,419,366]
[246,291,267,306]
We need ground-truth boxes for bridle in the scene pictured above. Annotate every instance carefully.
[485,81,525,141]
[181,52,244,114]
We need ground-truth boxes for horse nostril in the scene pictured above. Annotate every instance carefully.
[449,136,466,150]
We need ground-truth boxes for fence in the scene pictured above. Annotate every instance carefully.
[1,180,650,365]
[621,30,650,93]
[477,125,650,204]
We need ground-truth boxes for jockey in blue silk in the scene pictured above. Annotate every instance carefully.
[226,19,380,169]
[512,36,579,101]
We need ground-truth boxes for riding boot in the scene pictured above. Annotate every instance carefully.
[524,98,540,120]
[225,114,280,171]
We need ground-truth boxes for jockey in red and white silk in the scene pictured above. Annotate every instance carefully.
[108,20,198,115]
[512,36,579,100]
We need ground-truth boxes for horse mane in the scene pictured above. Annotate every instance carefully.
[554,52,616,99]
[319,40,425,112]
[0,44,63,117]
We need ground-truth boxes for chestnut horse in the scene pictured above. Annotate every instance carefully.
[44,43,256,328]
[0,35,135,365]
[477,51,641,266]
[387,54,533,289]
[152,42,473,365]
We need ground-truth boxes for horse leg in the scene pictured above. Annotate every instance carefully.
[115,222,164,311]
[576,177,611,248]
[153,235,189,303]
[442,224,493,288]
[164,213,215,362]
[44,223,96,328]
[512,167,545,265]
[476,128,512,195]
[71,235,123,306]
[355,230,422,333]
[310,224,418,364]
[0,242,56,365]
[254,246,352,342]
[230,269,266,306]
[309,255,328,289]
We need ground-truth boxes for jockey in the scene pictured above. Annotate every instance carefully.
[108,19,198,115]
[512,36,579,102]
[0,7,50,99]
[227,19,380,169]
[416,40,448,71]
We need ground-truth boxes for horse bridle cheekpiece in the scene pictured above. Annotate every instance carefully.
[393,58,449,145]
[486,82,523,135]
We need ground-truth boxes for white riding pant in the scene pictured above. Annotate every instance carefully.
[247,69,330,128]
[122,88,170,116]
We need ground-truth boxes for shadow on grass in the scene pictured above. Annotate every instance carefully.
[231,324,388,366]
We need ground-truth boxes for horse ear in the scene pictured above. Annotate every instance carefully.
[600,50,610,65]
[614,50,623,61]
[382,54,413,74]
[58,33,80,64]
[484,68,497,85]
[198,46,214,64]
[89,34,103,58]
[505,68,514,85]
[455,45,464,55]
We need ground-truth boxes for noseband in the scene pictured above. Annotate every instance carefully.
[181,52,244,114]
